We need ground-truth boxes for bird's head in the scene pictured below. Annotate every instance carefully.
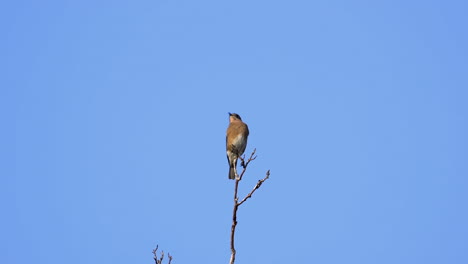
[228,112,242,122]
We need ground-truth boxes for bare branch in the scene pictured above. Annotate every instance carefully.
[238,148,257,181]
[238,170,270,206]
[230,149,270,264]
[153,245,171,264]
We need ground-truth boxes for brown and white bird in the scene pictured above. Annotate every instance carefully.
[226,113,249,180]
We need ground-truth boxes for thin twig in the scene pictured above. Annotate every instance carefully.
[153,245,171,264]
[238,148,257,181]
[238,170,270,206]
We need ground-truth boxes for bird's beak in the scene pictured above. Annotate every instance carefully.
[228,112,232,116]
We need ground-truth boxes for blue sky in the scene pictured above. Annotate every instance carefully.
[2,0,468,263]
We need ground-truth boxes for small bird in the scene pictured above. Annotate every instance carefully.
[226,113,249,180]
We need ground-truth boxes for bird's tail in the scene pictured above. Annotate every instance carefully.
[229,165,236,180]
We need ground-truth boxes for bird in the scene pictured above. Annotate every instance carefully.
[226,113,249,180]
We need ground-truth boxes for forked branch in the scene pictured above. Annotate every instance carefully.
[230,148,270,264]
[153,245,172,264]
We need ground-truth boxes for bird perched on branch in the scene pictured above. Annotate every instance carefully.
[226,113,249,180]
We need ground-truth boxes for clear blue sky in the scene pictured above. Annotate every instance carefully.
[2,0,468,263]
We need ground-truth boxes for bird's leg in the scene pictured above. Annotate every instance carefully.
[233,163,240,180]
